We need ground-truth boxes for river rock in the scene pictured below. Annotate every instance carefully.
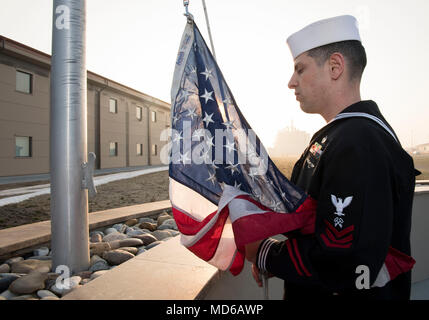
[41,295,60,300]
[11,259,51,274]
[112,223,127,233]
[103,232,128,242]
[139,217,156,224]
[90,230,104,237]
[0,289,18,300]
[118,247,138,255]
[108,240,122,250]
[90,270,108,280]
[76,271,92,280]
[168,230,180,237]
[90,255,102,266]
[80,278,91,285]
[36,289,58,299]
[90,242,111,256]
[5,257,24,266]
[131,233,158,245]
[138,222,157,231]
[27,255,52,261]
[161,237,172,242]
[89,260,110,272]
[125,219,138,226]
[104,228,118,235]
[102,250,135,265]
[33,247,49,257]
[159,219,178,231]
[137,248,147,256]
[90,233,103,243]
[152,230,173,241]
[119,238,143,247]
[9,271,47,295]
[126,229,146,237]
[157,213,173,227]
[0,264,10,273]
[0,276,18,292]
[145,241,162,250]
[10,294,38,300]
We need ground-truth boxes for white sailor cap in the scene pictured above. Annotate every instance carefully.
[287,15,361,59]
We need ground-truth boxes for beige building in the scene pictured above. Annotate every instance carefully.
[0,35,170,177]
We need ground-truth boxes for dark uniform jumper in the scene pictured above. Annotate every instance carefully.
[256,100,417,299]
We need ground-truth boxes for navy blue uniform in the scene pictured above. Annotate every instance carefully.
[256,100,416,300]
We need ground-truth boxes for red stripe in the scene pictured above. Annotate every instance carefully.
[172,207,217,235]
[325,228,353,244]
[292,239,312,277]
[286,240,303,276]
[385,246,416,281]
[186,207,229,261]
[324,219,354,238]
[320,234,352,249]
[228,249,245,276]
[231,207,316,247]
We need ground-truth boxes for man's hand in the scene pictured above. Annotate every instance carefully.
[251,263,274,287]
[244,239,263,264]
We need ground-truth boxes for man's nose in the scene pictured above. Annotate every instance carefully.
[288,74,297,89]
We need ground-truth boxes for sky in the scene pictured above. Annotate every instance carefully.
[1,0,428,148]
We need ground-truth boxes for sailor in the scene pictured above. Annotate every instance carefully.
[245,15,418,299]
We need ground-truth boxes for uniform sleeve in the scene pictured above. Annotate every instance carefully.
[256,141,394,292]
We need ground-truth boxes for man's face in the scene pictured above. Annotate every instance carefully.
[288,52,330,114]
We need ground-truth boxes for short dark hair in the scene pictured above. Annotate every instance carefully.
[307,40,367,81]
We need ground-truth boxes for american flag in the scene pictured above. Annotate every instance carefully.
[169,21,317,275]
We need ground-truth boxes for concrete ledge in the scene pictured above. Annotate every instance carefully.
[0,200,171,258]
[62,236,219,300]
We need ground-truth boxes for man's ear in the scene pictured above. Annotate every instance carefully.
[328,52,345,80]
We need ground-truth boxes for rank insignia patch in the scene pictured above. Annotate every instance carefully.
[309,142,323,158]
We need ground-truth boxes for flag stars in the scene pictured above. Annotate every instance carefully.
[226,163,239,175]
[173,131,183,143]
[200,67,213,81]
[271,200,282,212]
[187,107,198,120]
[202,112,214,127]
[248,169,259,182]
[225,140,236,153]
[233,181,242,190]
[200,89,214,104]
[206,172,217,185]
[223,120,235,130]
[180,152,191,164]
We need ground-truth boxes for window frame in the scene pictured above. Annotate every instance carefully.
[151,144,157,156]
[136,106,143,121]
[15,136,32,158]
[137,143,143,156]
[109,142,118,157]
[109,98,118,114]
[151,110,157,123]
[15,70,33,94]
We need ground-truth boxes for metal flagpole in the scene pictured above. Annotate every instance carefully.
[50,0,91,274]
[201,0,216,60]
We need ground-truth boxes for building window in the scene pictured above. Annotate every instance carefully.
[109,98,117,113]
[151,110,156,122]
[15,136,32,157]
[152,144,157,156]
[136,106,142,120]
[109,142,118,156]
[16,70,32,94]
[137,143,143,156]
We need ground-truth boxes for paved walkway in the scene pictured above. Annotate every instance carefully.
[0,166,168,207]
